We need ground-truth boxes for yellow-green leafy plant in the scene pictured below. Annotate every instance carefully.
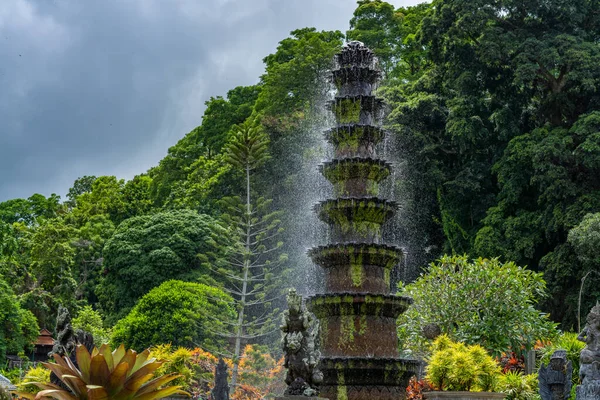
[20,344,188,399]
[538,331,584,391]
[18,364,51,395]
[150,344,194,391]
[497,371,540,400]
[426,335,501,392]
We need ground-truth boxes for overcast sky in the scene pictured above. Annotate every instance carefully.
[0,0,425,202]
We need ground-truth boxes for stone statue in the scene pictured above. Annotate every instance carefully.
[280,288,323,397]
[50,305,77,358]
[211,358,229,400]
[49,305,95,358]
[576,302,600,400]
[538,350,572,400]
[49,306,95,390]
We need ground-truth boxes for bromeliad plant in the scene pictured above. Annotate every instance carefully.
[20,344,188,400]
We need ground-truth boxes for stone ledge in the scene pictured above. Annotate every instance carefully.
[275,396,329,400]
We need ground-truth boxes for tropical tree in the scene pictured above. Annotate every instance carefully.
[96,210,230,322]
[0,274,39,365]
[214,121,288,392]
[397,255,558,357]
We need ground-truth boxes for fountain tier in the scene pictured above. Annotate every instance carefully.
[324,125,385,159]
[321,158,391,198]
[308,243,402,293]
[314,198,397,243]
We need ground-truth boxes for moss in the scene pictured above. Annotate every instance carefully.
[319,199,394,239]
[359,309,368,336]
[337,370,348,400]
[366,180,379,196]
[335,98,362,124]
[320,316,328,345]
[350,251,364,287]
[339,314,356,348]
[384,268,391,288]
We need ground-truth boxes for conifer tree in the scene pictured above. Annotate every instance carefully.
[214,120,287,392]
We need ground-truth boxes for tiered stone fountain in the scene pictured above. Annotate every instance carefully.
[306,42,420,400]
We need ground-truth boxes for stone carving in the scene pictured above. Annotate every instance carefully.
[50,305,77,358]
[576,302,600,400]
[281,288,323,397]
[538,350,572,400]
[49,305,94,358]
[211,358,229,400]
[48,306,95,390]
[422,323,442,340]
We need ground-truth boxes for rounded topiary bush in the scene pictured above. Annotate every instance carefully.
[111,280,235,352]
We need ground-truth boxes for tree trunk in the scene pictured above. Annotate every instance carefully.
[230,165,252,392]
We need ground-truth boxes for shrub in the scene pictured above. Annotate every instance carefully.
[538,332,584,391]
[426,335,501,392]
[151,345,194,391]
[398,255,558,357]
[498,371,540,400]
[111,280,235,352]
[71,305,111,345]
[17,364,50,395]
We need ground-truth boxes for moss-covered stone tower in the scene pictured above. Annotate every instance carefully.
[306,41,419,400]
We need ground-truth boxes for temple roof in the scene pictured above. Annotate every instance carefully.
[35,328,54,346]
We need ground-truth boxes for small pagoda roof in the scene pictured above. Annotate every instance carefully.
[35,328,54,346]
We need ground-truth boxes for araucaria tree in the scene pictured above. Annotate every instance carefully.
[215,120,287,392]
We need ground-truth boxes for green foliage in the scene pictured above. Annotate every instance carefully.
[97,209,230,321]
[111,280,235,352]
[198,85,261,158]
[72,305,111,345]
[383,0,600,325]
[149,85,259,208]
[224,121,270,172]
[0,194,61,226]
[398,255,558,357]
[0,275,39,365]
[66,175,97,207]
[569,213,600,266]
[26,344,188,399]
[347,0,402,75]
[426,335,501,392]
[497,371,540,400]
[69,176,128,226]
[150,345,194,391]
[218,120,288,391]
[538,332,585,390]
[256,27,343,119]
[568,213,600,319]
[17,364,51,395]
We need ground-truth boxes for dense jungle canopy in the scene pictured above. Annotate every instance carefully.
[1,0,599,363]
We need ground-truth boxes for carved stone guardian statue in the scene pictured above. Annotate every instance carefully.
[576,302,600,400]
[278,288,325,399]
[539,350,572,400]
[211,358,229,400]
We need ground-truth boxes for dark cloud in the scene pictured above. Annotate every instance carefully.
[0,0,422,201]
